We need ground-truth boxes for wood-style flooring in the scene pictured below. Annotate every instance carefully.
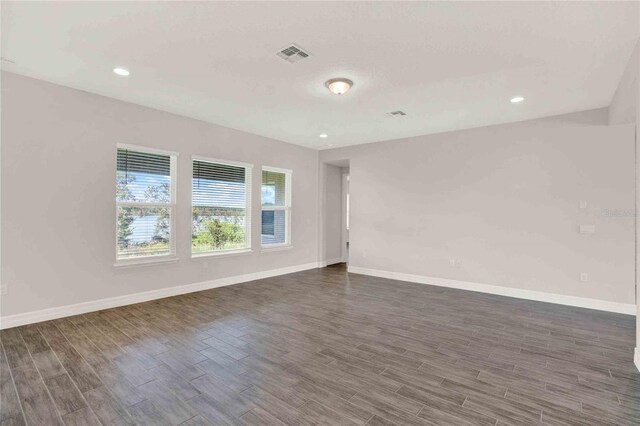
[1,264,638,425]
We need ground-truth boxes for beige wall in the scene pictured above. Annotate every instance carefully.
[1,72,319,318]
[321,111,635,306]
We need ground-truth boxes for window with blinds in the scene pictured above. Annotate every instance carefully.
[261,168,291,246]
[192,158,252,255]
[116,145,176,262]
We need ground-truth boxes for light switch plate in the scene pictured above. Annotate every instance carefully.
[579,200,587,209]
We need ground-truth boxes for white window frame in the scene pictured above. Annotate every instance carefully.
[115,143,178,267]
[191,156,253,258]
[261,166,292,250]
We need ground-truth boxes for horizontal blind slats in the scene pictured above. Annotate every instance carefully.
[116,148,172,204]
[116,148,174,261]
[117,149,170,175]
[192,160,249,254]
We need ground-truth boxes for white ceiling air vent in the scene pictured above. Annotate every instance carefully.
[386,110,407,117]
[276,44,311,64]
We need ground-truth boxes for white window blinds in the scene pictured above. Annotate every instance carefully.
[192,158,252,255]
[261,168,291,246]
[116,146,176,261]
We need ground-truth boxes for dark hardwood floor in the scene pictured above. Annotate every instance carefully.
[1,264,638,425]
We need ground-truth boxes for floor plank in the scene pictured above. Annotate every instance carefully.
[1,264,638,425]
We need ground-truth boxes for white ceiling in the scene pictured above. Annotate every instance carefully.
[2,1,638,149]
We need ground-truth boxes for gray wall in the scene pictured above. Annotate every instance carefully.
[2,69,637,342]
[637,39,640,370]
[609,37,640,365]
[1,72,319,318]
[323,164,343,263]
[609,39,639,125]
[320,111,635,306]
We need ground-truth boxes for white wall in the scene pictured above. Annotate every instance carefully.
[321,110,636,309]
[1,72,319,319]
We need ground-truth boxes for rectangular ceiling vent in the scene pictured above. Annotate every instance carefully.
[386,110,407,117]
[276,44,311,64]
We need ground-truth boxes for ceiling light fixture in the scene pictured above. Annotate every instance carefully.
[319,133,328,138]
[113,67,130,76]
[325,78,353,95]
[510,96,524,103]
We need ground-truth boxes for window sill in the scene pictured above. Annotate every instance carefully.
[260,244,293,253]
[114,256,179,268]
[191,249,253,259]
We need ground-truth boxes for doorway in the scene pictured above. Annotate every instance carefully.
[322,160,349,267]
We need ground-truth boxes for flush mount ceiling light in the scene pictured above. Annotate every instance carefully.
[113,67,130,76]
[386,110,407,117]
[319,133,329,138]
[510,96,525,103]
[325,78,353,95]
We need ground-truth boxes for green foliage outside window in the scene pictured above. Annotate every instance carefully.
[192,218,245,252]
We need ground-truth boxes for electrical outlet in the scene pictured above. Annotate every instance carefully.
[580,273,588,282]
[449,258,457,267]
[0,283,7,295]
[579,225,595,234]
[579,200,587,209]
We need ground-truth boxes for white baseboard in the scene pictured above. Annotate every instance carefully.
[318,258,345,267]
[0,262,321,330]
[3,262,634,330]
[635,348,640,372]
[348,266,636,316]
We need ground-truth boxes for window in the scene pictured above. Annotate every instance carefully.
[261,167,291,247]
[192,158,252,255]
[116,145,177,262]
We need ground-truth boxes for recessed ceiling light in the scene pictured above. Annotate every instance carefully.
[510,96,525,103]
[113,67,130,76]
[319,133,328,138]
[325,78,353,95]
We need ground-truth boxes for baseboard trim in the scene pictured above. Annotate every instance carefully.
[348,266,636,316]
[318,258,345,267]
[0,262,321,329]
[635,348,640,372]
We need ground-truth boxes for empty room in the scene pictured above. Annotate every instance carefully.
[1,1,640,425]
